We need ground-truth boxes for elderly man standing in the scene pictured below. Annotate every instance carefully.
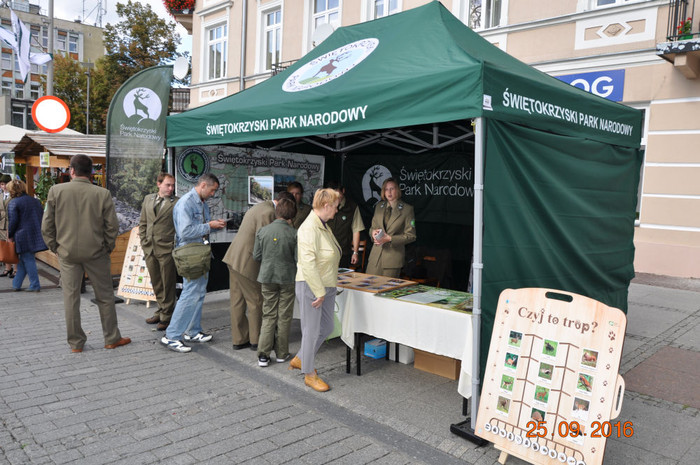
[161,173,225,353]
[223,191,294,350]
[139,172,178,331]
[42,154,131,353]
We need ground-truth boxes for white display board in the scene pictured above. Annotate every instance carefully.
[116,227,156,305]
[475,288,627,465]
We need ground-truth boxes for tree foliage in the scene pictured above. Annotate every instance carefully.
[51,54,89,133]
[102,1,183,85]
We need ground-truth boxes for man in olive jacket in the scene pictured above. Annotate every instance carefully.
[139,173,178,330]
[42,154,131,353]
[222,191,295,350]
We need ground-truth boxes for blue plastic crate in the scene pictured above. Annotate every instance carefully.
[364,339,387,359]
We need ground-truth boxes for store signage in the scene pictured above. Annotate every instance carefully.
[555,70,625,102]
[39,151,50,168]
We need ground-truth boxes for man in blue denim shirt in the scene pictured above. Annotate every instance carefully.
[161,173,225,353]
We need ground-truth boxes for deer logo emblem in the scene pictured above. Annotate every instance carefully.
[283,38,379,92]
[122,87,162,125]
[361,164,391,205]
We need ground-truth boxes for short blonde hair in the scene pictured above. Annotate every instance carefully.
[7,179,27,198]
[312,188,340,210]
[381,178,401,201]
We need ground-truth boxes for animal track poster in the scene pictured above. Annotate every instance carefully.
[116,227,157,304]
[475,288,627,465]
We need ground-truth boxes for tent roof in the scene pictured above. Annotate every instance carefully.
[11,134,106,159]
[167,1,642,149]
[0,124,83,143]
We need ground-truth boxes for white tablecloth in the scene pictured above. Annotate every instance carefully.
[338,288,473,398]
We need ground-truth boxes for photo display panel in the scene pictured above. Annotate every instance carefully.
[475,288,628,465]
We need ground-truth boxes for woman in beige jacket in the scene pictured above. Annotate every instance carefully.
[365,178,417,278]
[289,188,341,392]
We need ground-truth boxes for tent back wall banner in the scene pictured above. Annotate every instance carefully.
[166,2,642,149]
[480,119,642,377]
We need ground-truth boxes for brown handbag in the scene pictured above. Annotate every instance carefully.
[0,239,19,264]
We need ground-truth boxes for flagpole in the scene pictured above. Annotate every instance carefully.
[46,0,54,95]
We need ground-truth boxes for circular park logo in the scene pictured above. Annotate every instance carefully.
[362,164,392,203]
[123,87,163,124]
[177,148,210,183]
[282,38,379,93]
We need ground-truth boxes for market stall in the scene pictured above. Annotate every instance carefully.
[166,1,643,435]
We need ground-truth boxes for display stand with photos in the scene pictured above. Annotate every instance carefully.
[474,288,627,465]
[116,227,157,306]
[336,272,415,293]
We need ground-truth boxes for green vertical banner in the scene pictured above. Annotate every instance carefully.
[106,65,173,234]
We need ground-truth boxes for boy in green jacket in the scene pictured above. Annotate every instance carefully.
[253,198,298,366]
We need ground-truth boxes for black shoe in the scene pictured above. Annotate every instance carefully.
[250,344,258,351]
[0,269,9,277]
[258,355,270,367]
[232,342,251,350]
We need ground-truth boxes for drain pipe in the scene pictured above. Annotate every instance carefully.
[239,0,247,92]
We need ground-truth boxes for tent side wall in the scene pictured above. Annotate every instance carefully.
[480,119,642,375]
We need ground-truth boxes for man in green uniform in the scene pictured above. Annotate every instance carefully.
[325,181,366,269]
[287,181,312,229]
[139,173,178,331]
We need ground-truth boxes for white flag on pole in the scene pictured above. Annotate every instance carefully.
[0,11,54,83]
[10,10,31,83]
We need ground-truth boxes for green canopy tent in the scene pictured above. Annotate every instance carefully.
[167,1,643,437]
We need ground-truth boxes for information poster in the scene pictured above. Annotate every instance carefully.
[116,227,156,303]
[475,288,627,465]
[174,145,325,243]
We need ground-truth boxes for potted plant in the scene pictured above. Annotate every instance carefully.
[163,0,195,16]
[677,17,693,40]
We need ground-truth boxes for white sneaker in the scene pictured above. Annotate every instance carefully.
[184,332,213,343]
[275,354,290,363]
[160,337,191,353]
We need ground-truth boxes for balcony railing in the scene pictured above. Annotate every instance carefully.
[667,0,697,41]
[271,60,298,76]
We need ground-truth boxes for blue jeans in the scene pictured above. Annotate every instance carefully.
[165,273,208,341]
[13,252,40,291]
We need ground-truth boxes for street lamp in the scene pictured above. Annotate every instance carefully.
[85,70,90,134]
[82,62,94,135]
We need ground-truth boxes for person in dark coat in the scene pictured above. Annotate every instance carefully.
[7,179,47,292]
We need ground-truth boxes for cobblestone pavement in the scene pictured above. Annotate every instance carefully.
[1,264,699,464]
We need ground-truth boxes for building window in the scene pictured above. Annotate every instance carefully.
[56,31,66,51]
[42,27,48,48]
[313,0,340,30]
[468,0,503,29]
[206,23,227,81]
[14,82,24,99]
[2,52,11,70]
[371,0,400,19]
[1,78,11,96]
[588,0,646,9]
[30,82,41,100]
[263,9,282,71]
[69,33,79,54]
[12,104,36,129]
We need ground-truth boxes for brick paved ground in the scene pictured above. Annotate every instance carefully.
[1,264,699,464]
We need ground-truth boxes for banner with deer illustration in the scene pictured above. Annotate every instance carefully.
[106,65,174,234]
[343,151,474,226]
